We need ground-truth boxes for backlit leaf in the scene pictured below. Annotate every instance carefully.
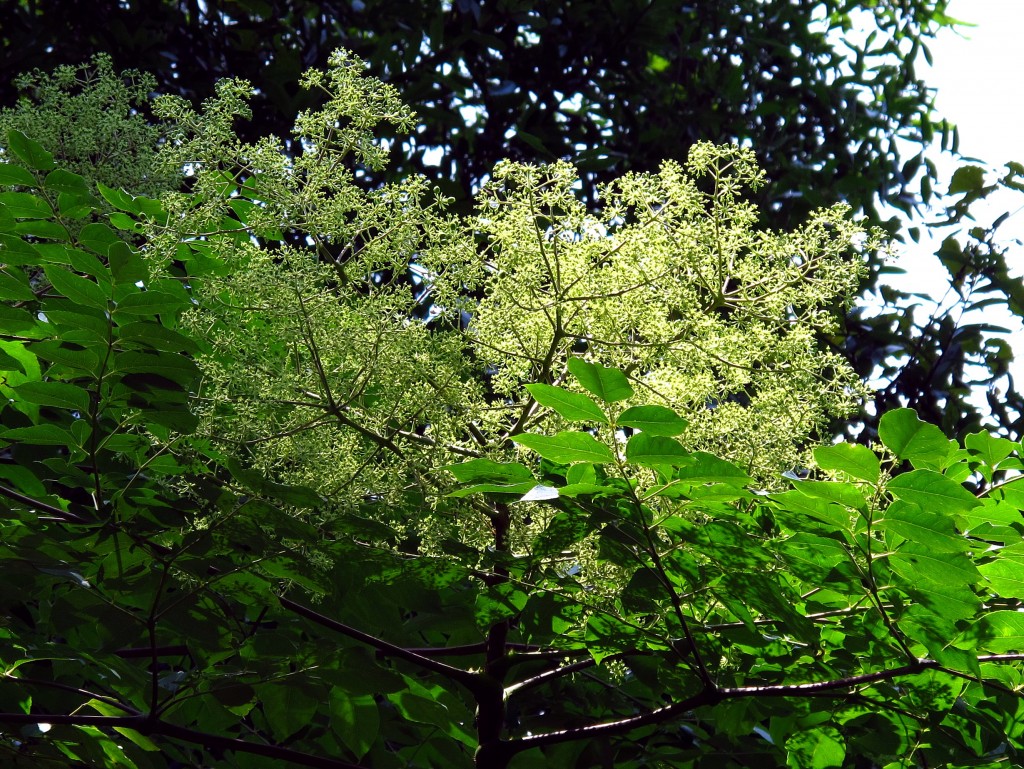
[525,383,608,423]
[878,409,950,469]
[513,431,614,464]
[813,442,880,483]
[618,404,687,436]
[567,358,634,402]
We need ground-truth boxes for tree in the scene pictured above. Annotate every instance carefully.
[4,0,1020,447]
[2,54,1024,769]
[0,0,958,221]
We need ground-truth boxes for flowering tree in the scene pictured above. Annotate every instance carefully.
[0,53,1022,769]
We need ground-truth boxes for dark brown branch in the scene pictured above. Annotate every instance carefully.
[0,483,93,524]
[5,677,139,716]
[401,642,552,657]
[278,595,488,697]
[491,653,1024,759]
[0,714,364,769]
[504,657,597,698]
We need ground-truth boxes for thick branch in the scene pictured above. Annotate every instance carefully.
[402,642,552,657]
[278,595,488,697]
[0,484,93,524]
[504,657,597,698]
[492,653,1024,759]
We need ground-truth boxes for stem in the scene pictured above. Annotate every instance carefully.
[476,502,512,763]
[277,595,488,697]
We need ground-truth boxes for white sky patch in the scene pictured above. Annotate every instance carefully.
[863,0,1024,403]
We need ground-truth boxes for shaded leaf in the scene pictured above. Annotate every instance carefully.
[5,130,55,171]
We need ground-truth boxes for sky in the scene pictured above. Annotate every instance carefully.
[881,0,1024,390]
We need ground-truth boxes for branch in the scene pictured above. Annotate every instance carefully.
[0,484,93,525]
[504,657,597,698]
[492,653,1024,758]
[277,595,489,697]
[477,689,718,765]
[0,714,364,769]
[402,642,553,657]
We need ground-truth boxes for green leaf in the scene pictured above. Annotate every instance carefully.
[113,350,198,388]
[978,544,1024,598]
[13,218,68,240]
[12,381,90,412]
[226,458,322,508]
[974,610,1024,653]
[525,383,608,423]
[5,130,55,171]
[532,511,593,558]
[567,358,634,402]
[0,191,53,219]
[97,182,144,213]
[78,222,124,257]
[887,544,981,620]
[618,404,687,436]
[0,234,40,266]
[85,699,160,752]
[771,490,852,531]
[786,727,845,769]
[948,164,985,195]
[512,431,614,464]
[0,163,37,187]
[108,212,143,233]
[965,431,1018,469]
[114,290,186,317]
[43,169,90,195]
[813,442,880,483]
[444,459,534,484]
[475,582,528,628]
[624,432,691,467]
[0,268,35,301]
[330,690,378,759]
[57,191,101,219]
[878,409,950,469]
[674,452,752,485]
[879,500,969,551]
[1,424,77,446]
[116,321,199,354]
[97,184,167,221]
[43,266,110,309]
[260,682,319,741]
[447,481,540,498]
[886,469,980,515]
[29,339,100,371]
[108,245,148,286]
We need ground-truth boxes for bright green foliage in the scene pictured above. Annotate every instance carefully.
[2,53,1023,769]
[0,54,174,200]
[136,53,878,560]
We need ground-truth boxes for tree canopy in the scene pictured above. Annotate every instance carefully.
[3,0,1019,445]
[1,53,1024,769]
